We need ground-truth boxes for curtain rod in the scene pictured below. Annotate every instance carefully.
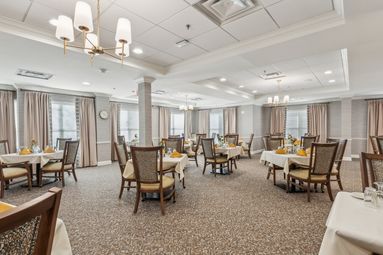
[20,88,95,99]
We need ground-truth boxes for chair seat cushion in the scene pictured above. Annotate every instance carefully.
[289,169,327,181]
[207,157,228,164]
[42,162,73,172]
[123,172,135,180]
[140,176,174,191]
[187,151,196,157]
[242,144,249,151]
[331,166,339,175]
[3,167,28,179]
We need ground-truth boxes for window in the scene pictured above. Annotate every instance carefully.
[285,106,307,138]
[209,109,223,137]
[51,97,77,146]
[170,111,184,136]
[119,105,139,141]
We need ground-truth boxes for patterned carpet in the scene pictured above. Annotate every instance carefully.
[2,154,363,254]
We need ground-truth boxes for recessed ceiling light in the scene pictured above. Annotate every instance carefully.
[219,77,227,82]
[328,79,336,83]
[252,90,257,93]
[324,70,333,75]
[206,84,218,90]
[225,90,236,95]
[239,85,244,88]
[133,48,143,54]
[49,18,58,26]
[242,95,249,99]
[82,81,90,86]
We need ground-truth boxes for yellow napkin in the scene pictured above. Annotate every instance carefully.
[44,146,55,153]
[170,151,182,158]
[275,148,287,154]
[0,202,15,213]
[19,148,32,155]
[296,149,307,156]
[229,143,236,148]
[305,148,311,155]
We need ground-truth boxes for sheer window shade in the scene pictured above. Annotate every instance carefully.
[286,105,308,138]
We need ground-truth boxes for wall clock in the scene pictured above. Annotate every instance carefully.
[99,110,108,120]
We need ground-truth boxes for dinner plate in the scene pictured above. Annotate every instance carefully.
[351,192,364,200]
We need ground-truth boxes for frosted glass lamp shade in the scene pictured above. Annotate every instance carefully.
[274,96,279,104]
[283,95,289,103]
[84,33,98,54]
[188,105,194,110]
[115,42,130,57]
[74,1,93,32]
[115,18,132,44]
[55,15,74,42]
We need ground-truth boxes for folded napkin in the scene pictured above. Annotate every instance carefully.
[229,144,236,148]
[19,148,32,155]
[44,146,56,153]
[275,149,287,154]
[170,151,182,158]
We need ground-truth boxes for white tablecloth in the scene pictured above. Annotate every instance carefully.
[215,146,242,159]
[123,154,189,180]
[0,151,63,167]
[52,218,72,255]
[260,150,310,174]
[319,192,383,255]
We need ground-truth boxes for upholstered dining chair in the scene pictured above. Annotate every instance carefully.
[326,139,348,190]
[201,138,230,177]
[360,152,383,190]
[269,137,284,150]
[376,137,383,154]
[0,187,62,255]
[187,134,205,167]
[211,132,216,141]
[55,138,72,151]
[130,146,176,215]
[225,134,239,145]
[286,142,339,202]
[369,136,380,154]
[242,134,254,158]
[40,140,80,187]
[265,136,286,185]
[301,135,317,149]
[162,138,183,153]
[117,135,126,145]
[114,142,136,199]
[169,135,181,138]
[0,140,10,155]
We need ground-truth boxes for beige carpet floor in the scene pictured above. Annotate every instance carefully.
[2,154,363,254]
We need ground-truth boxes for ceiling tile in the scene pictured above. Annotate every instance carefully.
[266,0,333,27]
[129,42,158,59]
[159,7,217,39]
[191,28,237,51]
[259,0,282,7]
[222,9,278,41]
[144,52,181,66]
[0,0,31,21]
[136,26,182,51]
[164,43,206,59]
[24,2,61,34]
[114,0,188,24]
[100,4,154,38]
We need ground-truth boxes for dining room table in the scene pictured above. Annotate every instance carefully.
[0,201,73,255]
[319,191,383,255]
[260,150,310,174]
[215,145,242,160]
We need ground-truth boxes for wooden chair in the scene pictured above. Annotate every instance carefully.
[286,142,339,202]
[162,138,183,153]
[301,135,317,149]
[242,134,254,158]
[369,136,380,154]
[211,132,216,141]
[0,140,10,155]
[377,137,383,154]
[201,138,230,177]
[360,152,383,190]
[224,134,239,145]
[187,134,206,167]
[169,135,180,138]
[131,146,176,215]
[114,142,136,199]
[0,187,62,255]
[40,140,80,187]
[328,139,348,190]
[117,135,126,145]
[266,136,286,185]
[55,138,72,150]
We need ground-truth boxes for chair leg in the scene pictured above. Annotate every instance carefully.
[326,182,334,201]
[248,150,251,159]
[133,190,140,214]
[160,190,165,216]
[337,174,343,190]
[307,182,311,202]
[182,176,185,189]
[213,164,216,177]
[266,166,271,180]
[27,172,32,191]
[39,169,43,187]
[233,159,237,169]
[286,175,290,193]
[119,179,125,199]
[0,180,5,198]
[61,171,65,187]
[314,183,318,193]
[202,162,207,175]
[272,167,276,185]
[72,168,78,182]
[195,155,198,167]
[127,181,131,191]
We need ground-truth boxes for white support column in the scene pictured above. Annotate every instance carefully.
[341,98,352,160]
[136,77,155,146]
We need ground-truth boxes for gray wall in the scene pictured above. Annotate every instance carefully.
[95,95,111,164]
[351,99,368,156]
[328,101,341,138]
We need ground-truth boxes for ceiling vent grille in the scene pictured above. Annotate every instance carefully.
[194,0,261,25]
[259,71,285,80]
[16,69,53,80]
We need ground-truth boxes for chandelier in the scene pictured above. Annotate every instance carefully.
[55,0,131,63]
[267,79,289,105]
[179,96,194,111]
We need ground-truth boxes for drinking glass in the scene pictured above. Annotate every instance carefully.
[373,182,383,205]
[364,187,376,202]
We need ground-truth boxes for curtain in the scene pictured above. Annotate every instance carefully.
[307,104,328,142]
[79,98,97,167]
[198,110,209,134]
[270,107,286,135]
[159,107,170,139]
[24,91,49,149]
[110,102,120,161]
[0,91,16,152]
[367,100,383,152]
[224,107,237,134]
[184,110,192,139]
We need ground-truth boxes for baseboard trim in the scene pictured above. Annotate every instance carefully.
[351,154,360,159]
[343,157,352,161]
[97,160,112,166]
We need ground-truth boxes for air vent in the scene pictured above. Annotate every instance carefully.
[152,90,166,95]
[194,0,260,25]
[16,69,53,80]
[259,71,285,80]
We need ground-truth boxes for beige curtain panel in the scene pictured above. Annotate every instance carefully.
[270,107,286,135]
[159,107,170,139]
[110,102,119,161]
[79,97,97,167]
[367,99,383,152]
[198,110,209,134]
[184,110,192,139]
[24,91,49,148]
[224,107,237,134]
[307,104,328,142]
[0,91,16,152]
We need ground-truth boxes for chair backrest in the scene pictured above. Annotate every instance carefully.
[360,152,383,190]
[211,133,216,140]
[196,133,207,140]
[225,134,239,145]
[326,138,340,143]
[131,146,161,184]
[0,187,62,255]
[269,137,284,150]
[333,139,348,170]
[56,138,72,151]
[0,140,9,155]
[301,136,317,149]
[117,135,125,145]
[201,138,215,159]
[248,134,254,146]
[114,142,129,174]
[63,140,80,165]
[377,137,383,154]
[169,135,180,138]
[162,138,182,153]
[262,136,270,150]
[270,132,284,138]
[310,142,338,176]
